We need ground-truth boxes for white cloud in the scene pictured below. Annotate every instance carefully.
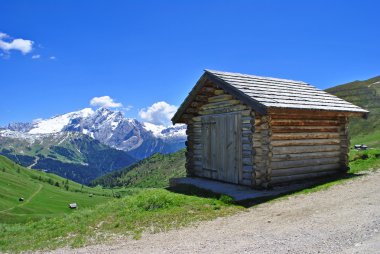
[90,96,123,108]
[32,54,40,59]
[49,56,56,60]
[122,105,133,112]
[0,52,9,59]
[139,101,178,126]
[0,32,9,39]
[0,32,34,55]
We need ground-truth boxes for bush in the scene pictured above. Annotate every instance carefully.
[351,152,369,161]
[219,195,234,204]
[134,192,176,211]
[361,154,369,160]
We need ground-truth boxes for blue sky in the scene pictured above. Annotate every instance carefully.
[1,0,379,126]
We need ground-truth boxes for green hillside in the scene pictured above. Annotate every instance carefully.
[0,132,136,184]
[326,76,380,148]
[0,155,112,224]
[92,149,186,188]
[0,153,240,253]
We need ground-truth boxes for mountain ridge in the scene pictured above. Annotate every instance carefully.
[0,131,136,184]
[3,107,186,159]
[0,107,186,183]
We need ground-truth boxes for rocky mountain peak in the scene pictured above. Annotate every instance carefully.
[2,107,186,160]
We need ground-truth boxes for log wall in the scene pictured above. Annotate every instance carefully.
[266,110,349,185]
[182,81,351,188]
[252,114,271,188]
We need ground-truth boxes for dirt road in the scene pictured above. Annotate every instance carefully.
[52,171,380,254]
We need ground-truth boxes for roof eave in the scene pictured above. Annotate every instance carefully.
[172,69,369,124]
[172,71,269,124]
[171,73,209,124]
[267,106,369,119]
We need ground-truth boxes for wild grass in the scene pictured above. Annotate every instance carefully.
[351,130,380,149]
[349,148,380,173]
[0,155,112,224]
[2,139,380,253]
[0,189,242,252]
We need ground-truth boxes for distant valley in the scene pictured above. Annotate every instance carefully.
[1,75,379,186]
[0,107,186,183]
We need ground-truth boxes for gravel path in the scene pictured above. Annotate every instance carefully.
[51,171,380,254]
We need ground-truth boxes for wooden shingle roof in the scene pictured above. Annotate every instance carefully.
[172,70,369,123]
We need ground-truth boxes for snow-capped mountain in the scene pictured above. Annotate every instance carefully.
[0,107,186,184]
[0,130,136,184]
[3,107,186,159]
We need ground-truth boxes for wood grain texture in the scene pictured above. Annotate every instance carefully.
[270,170,339,184]
[271,151,341,162]
[271,163,340,177]
[179,73,356,188]
[200,113,242,184]
[271,138,341,147]
[271,119,340,126]
[273,145,341,154]
[271,157,341,170]
[271,132,340,140]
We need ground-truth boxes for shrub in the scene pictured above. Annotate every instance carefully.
[219,195,234,204]
[134,192,176,211]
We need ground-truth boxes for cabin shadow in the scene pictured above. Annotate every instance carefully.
[166,172,363,208]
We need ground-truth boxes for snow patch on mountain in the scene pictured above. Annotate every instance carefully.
[29,108,94,134]
[142,122,186,139]
[2,107,186,159]
[0,129,37,144]
[142,122,166,136]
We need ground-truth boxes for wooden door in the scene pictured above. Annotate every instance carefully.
[201,113,241,184]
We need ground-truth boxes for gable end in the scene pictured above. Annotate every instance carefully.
[172,71,268,124]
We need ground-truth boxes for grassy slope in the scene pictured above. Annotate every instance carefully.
[2,76,380,252]
[1,148,380,253]
[92,149,186,188]
[0,132,136,184]
[0,155,112,224]
[1,149,380,252]
[326,76,380,148]
[0,155,241,252]
[349,148,380,173]
[1,186,240,252]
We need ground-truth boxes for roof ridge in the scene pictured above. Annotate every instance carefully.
[204,69,307,84]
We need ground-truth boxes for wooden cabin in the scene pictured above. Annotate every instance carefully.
[172,70,368,188]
